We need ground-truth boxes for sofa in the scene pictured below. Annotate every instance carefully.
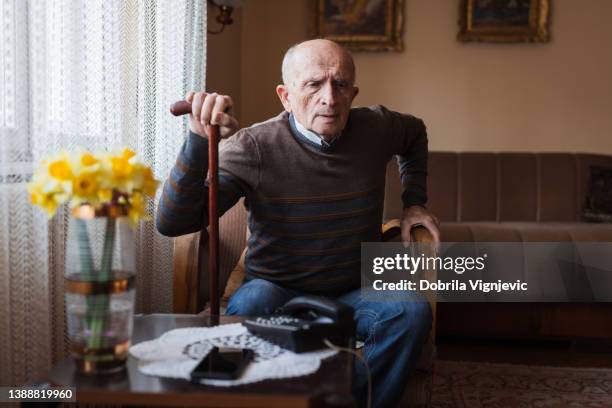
[398,152,612,340]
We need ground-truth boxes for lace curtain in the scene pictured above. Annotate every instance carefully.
[0,0,207,385]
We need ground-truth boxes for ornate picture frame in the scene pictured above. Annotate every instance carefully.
[313,0,404,52]
[458,0,550,43]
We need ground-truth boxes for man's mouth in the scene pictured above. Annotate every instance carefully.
[317,113,339,120]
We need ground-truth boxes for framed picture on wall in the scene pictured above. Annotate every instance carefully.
[458,0,550,43]
[313,0,404,52]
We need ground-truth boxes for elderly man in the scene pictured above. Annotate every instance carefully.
[157,39,439,407]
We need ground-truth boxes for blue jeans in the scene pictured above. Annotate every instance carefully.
[226,278,432,408]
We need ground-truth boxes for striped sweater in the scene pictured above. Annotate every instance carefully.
[157,106,428,296]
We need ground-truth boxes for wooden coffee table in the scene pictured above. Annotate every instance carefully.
[47,314,354,407]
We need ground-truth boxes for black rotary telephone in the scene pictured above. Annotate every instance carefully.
[242,295,356,353]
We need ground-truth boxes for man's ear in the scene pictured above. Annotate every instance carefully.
[351,86,359,102]
[276,84,292,112]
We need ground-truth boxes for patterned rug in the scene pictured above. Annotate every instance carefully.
[432,360,612,408]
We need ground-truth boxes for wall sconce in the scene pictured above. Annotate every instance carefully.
[208,0,240,34]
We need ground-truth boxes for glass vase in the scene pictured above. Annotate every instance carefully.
[64,205,136,374]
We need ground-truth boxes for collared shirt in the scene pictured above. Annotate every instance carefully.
[291,114,337,147]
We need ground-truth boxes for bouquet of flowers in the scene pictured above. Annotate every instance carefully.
[27,148,158,222]
[27,149,159,370]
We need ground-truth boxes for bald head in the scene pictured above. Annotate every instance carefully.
[275,39,359,139]
[281,39,356,86]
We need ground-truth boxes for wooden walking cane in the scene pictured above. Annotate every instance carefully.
[171,100,220,322]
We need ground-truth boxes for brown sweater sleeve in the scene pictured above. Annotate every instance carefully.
[156,131,257,237]
[382,106,429,208]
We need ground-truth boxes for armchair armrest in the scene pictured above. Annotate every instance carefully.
[381,219,437,340]
[172,232,202,314]
[172,200,248,314]
[381,219,401,242]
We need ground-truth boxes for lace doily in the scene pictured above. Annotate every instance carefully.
[129,323,337,386]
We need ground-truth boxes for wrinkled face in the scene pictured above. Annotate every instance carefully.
[277,43,358,140]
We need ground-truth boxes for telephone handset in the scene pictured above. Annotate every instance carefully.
[242,295,356,353]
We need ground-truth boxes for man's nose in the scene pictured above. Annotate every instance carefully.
[320,82,337,106]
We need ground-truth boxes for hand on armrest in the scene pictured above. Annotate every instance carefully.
[381,220,436,244]
[400,206,440,247]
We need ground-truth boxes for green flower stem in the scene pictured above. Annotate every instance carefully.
[76,218,99,349]
[76,217,116,351]
[87,217,116,350]
[100,218,116,280]
[76,219,94,279]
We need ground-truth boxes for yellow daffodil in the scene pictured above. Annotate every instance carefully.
[111,157,132,178]
[132,164,159,197]
[28,149,159,222]
[122,149,136,160]
[142,178,159,197]
[48,158,74,181]
[128,192,149,224]
[27,180,65,217]
[97,188,113,202]
[110,154,134,187]
[81,153,99,167]
[73,172,99,200]
[37,194,60,217]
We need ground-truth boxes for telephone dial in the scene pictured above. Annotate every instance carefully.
[242,295,356,352]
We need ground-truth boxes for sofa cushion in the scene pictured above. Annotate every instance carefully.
[538,154,578,222]
[441,222,612,242]
[498,154,538,222]
[440,222,612,242]
[459,153,498,222]
[427,153,458,222]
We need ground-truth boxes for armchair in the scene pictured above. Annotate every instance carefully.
[171,163,437,407]
[173,153,437,407]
